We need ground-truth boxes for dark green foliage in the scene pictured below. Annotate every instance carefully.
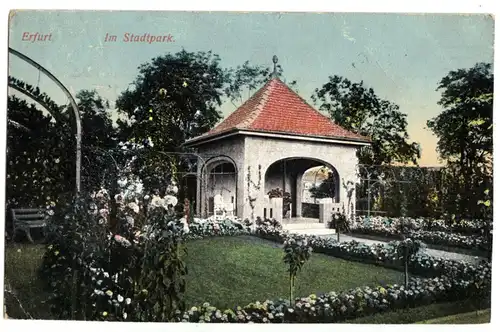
[6,84,117,216]
[427,62,493,219]
[225,59,297,108]
[309,172,337,199]
[312,75,420,165]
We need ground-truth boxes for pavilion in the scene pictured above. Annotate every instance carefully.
[184,58,371,224]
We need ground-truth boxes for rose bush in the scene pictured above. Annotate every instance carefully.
[39,175,193,322]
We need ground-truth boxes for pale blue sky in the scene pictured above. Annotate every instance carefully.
[8,11,494,165]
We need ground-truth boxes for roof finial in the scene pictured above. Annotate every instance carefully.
[272,55,278,78]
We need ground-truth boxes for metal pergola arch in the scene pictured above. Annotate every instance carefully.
[8,47,82,193]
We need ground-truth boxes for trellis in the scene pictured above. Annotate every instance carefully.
[356,164,444,218]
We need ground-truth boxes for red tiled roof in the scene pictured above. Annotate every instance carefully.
[192,78,370,143]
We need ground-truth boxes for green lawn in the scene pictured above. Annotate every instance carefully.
[417,309,490,324]
[4,235,407,318]
[346,300,489,324]
[182,236,406,308]
[4,242,49,319]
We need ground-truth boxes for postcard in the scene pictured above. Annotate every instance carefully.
[4,10,494,325]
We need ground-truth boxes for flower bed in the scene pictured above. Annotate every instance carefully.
[170,222,491,323]
[254,226,489,279]
[351,216,492,252]
[173,273,490,323]
[353,216,492,235]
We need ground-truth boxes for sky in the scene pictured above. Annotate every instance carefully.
[8,11,494,166]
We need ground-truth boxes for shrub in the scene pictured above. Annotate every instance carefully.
[39,184,188,322]
[283,235,312,303]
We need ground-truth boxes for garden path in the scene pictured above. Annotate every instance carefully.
[284,224,485,265]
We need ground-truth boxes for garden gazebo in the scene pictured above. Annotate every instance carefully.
[185,58,371,223]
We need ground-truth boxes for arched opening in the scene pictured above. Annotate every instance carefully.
[202,157,238,218]
[264,157,340,220]
[179,174,198,213]
[301,166,340,218]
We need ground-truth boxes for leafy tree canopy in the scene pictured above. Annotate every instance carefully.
[427,62,493,172]
[225,60,297,108]
[312,75,421,165]
[115,49,230,152]
[427,62,493,218]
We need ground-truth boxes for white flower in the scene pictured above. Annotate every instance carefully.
[117,295,124,302]
[117,178,128,188]
[114,234,132,247]
[150,195,165,208]
[166,184,179,195]
[144,194,150,200]
[106,290,113,297]
[127,202,140,214]
[103,272,109,278]
[164,195,178,207]
[123,312,128,319]
[114,194,124,203]
[99,208,109,217]
[47,210,55,216]
[135,182,144,194]
[125,298,131,305]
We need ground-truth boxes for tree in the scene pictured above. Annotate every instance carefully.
[77,90,119,191]
[309,171,336,200]
[115,50,231,193]
[283,235,312,305]
[116,50,229,151]
[77,90,116,150]
[312,76,421,166]
[329,210,350,242]
[427,62,493,218]
[225,60,297,109]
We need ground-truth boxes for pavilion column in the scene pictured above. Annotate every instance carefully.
[196,157,203,217]
[295,173,303,217]
[235,161,246,220]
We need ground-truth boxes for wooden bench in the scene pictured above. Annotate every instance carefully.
[11,208,47,243]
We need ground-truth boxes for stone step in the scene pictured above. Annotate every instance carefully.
[287,228,337,236]
[283,222,328,230]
